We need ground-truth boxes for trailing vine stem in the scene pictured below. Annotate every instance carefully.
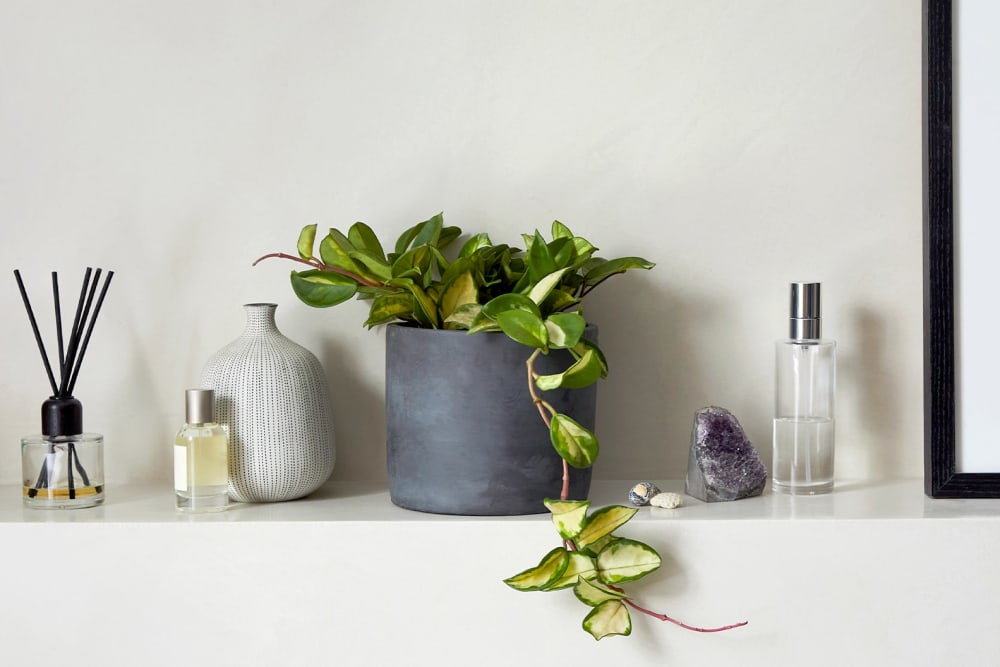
[253,252,382,288]
[624,598,748,633]
[525,347,747,637]
[526,349,571,502]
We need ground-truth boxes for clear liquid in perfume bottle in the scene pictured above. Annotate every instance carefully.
[772,416,834,494]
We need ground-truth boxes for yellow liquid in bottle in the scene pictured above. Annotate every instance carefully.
[175,426,229,511]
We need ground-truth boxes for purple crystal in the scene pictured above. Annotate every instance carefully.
[685,406,767,502]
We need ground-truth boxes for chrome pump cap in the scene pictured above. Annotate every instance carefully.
[185,388,216,425]
[789,282,822,340]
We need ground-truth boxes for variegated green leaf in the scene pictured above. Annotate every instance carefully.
[364,293,413,327]
[543,498,590,540]
[548,237,576,268]
[503,547,569,592]
[535,348,602,391]
[347,249,392,281]
[574,576,628,607]
[390,244,433,279]
[297,224,317,259]
[576,505,637,552]
[543,312,586,349]
[549,413,598,469]
[579,534,619,558]
[407,283,439,328]
[582,256,655,285]
[551,220,573,240]
[526,230,556,282]
[440,272,478,320]
[544,552,598,590]
[582,600,631,640]
[596,538,662,585]
[496,310,548,350]
[348,221,386,261]
[572,338,608,377]
[438,225,462,249]
[571,237,597,265]
[290,270,357,308]
[466,311,502,334]
[410,212,443,249]
[319,235,365,275]
[458,232,492,258]
[527,268,570,305]
[544,288,581,314]
[482,293,541,320]
[444,302,482,330]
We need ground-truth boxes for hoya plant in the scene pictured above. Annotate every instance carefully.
[505,499,747,639]
[256,213,745,639]
[254,213,651,483]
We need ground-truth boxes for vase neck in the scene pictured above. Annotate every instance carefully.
[242,303,279,336]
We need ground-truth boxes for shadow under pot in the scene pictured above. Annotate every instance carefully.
[385,323,596,516]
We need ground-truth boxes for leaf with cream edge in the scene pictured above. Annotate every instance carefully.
[596,538,662,585]
[583,600,632,640]
[443,302,481,329]
[575,505,638,552]
[534,348,602,390]
[544,552,598,591]
[503,547,570,592]
[549,413,599,469]
[439,271,478,321]
[527,268,570,305]
[574,577,628,607]
[543,498,590,541]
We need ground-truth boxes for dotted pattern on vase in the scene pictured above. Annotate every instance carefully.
[199,303,335,502]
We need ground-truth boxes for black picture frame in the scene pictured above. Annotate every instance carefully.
[924,0,1000,497]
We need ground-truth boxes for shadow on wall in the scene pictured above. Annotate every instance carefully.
[586,275,722,479]
[842,306,903,479]
[321,336,386,482]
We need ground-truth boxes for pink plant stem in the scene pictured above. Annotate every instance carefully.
[525,351,569,501]
[623,599,747,633]
[252,252,381,288]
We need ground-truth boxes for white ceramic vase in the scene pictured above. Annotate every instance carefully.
[200,303,335,502]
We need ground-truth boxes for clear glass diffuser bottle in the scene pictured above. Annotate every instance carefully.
[175,388,229,512]
[22,397,105,509]
[773,282,836,495]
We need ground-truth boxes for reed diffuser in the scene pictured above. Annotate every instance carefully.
[14,267,114,509]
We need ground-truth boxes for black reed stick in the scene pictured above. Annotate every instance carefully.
[53,272,65,371]
[13,270,59,396]
[67,270,114,396]
[59,268,97,397]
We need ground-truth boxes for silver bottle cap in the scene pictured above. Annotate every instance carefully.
[185,388,215,425]
[789,282,822,340]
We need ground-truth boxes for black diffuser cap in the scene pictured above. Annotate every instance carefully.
[42,396,82,437]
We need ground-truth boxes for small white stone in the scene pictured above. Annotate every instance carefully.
[649,492,683,509]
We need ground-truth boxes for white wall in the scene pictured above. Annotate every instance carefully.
[0,0,922,486]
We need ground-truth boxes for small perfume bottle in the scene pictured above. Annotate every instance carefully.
[773,282,836,495]
[175,388,229,512]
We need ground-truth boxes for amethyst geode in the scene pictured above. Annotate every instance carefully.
[685,406,767,502]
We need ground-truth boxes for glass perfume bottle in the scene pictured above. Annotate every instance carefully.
[773,282,836,495]
[175,388,229,512]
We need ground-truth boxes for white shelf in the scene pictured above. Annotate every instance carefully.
[3,479,1000,666]
[3,478,998,523]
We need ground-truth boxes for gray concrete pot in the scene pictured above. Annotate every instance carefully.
[386,324,596,515]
